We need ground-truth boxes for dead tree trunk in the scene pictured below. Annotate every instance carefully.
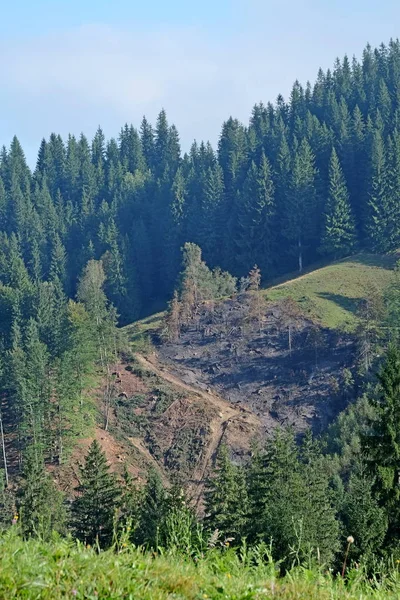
[0,409,9,487]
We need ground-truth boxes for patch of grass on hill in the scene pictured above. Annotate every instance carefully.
[264,254,397,331]
[1,530,400,599]
[124,254,396,338]
[124,312,164,352]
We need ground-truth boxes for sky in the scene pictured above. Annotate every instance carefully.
[1,0,400,166]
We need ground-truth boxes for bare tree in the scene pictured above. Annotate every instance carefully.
[0,408,8,487]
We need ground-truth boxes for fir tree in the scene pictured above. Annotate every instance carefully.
[18,450,65,539]
[72,439,120,547]
[340,463,387,562]
[362,346,400,548]
[135,468,166,548]
[236,152,276,275]
[283,139,318,272]
[366,128,396,251]
[320,148,357,258]
[204,445,248,542]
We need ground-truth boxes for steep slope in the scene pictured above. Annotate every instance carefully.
[69,354,263,504]
[125,252,396,438]
[56,253,395,497]
[133,353,262,499]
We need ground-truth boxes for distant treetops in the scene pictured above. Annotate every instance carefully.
[1,41,400,328]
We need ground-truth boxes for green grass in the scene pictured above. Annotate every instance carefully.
[1,531,400,599]
[124,253,397,339]
[124,312,165,352]
[264,253,397,331]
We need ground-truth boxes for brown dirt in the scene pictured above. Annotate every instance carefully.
[156,294,356,436]
[133,353,263,500]
[5,293,357,506]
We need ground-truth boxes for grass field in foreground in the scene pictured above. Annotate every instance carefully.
[1,531,400,599]
[264,253,397,331]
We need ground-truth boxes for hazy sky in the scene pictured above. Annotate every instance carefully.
[2,0,400,165]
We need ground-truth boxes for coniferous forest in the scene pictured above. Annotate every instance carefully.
[2,41,400,326]
[5,40,400,595]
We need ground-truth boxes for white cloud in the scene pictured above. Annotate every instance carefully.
[0,23,240,159]
[1,7,400,165]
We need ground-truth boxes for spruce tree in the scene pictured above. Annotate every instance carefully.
[204,445,248,542]
[18,450,65,539]
[72,439,120,547]
[340,463,387,562]
[283,139,318,272]
[236,152,276,275]
[298,432,340,565]
[135,468,166,548]
[198,164,224,264]
[366,128,395,251]
[0,471,14,530]
[320,148,357,258]
[362,346,400,548]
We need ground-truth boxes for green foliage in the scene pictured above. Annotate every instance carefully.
[362,346,400,548]
[320,148,357,258]
[134,468,166,548]
[204,445,249,543]
[18,451,65,540]
[177,243,236,325]
[0,472,14,530]
[340,463,388,563]
[71,440,120,547]
[3,531,400,600]
[247,430,339,568]
[4,39,400,580]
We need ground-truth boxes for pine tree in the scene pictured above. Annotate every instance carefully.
[366,128,396,251]
[154,109,170,178]
[204,445,248,542]
[18,450,65,539]
[320,148,357,258]
[248,265,261,291]
[72,439,120,547]
[340,462,387,562]
[283,139,318,272]
[135,468,166,547]
[140,116,155,170]
[23,319,50,459]
[362,346,400,548]
[236,152,276,275]
[298,432,340,565]
[164,291,181,342]
[198,164,224,264]
[0,471,14,530]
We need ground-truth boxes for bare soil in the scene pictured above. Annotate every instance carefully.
[155,294,356,436]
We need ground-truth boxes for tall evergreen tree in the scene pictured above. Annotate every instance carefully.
[204,445,248,542]
[236,152,276,276]
[283,139,318,272]
[320,148,357,258]
[18,450,65,539]
[72,439,120,547]
[362,346,400,548]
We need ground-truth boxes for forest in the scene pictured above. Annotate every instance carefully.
[2,41,400,325]
[3,39,400,596]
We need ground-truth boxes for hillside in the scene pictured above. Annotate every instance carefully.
[265,253,397,331]
[112,252,395,489]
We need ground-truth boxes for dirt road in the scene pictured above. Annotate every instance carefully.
[134,353,262,501]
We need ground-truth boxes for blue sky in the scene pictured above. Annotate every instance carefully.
[2,0,400,165]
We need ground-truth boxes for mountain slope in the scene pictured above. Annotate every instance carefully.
[57,252,395,495]
[265,253,397,330]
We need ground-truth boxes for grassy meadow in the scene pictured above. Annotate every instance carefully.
[1,530,400,599]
